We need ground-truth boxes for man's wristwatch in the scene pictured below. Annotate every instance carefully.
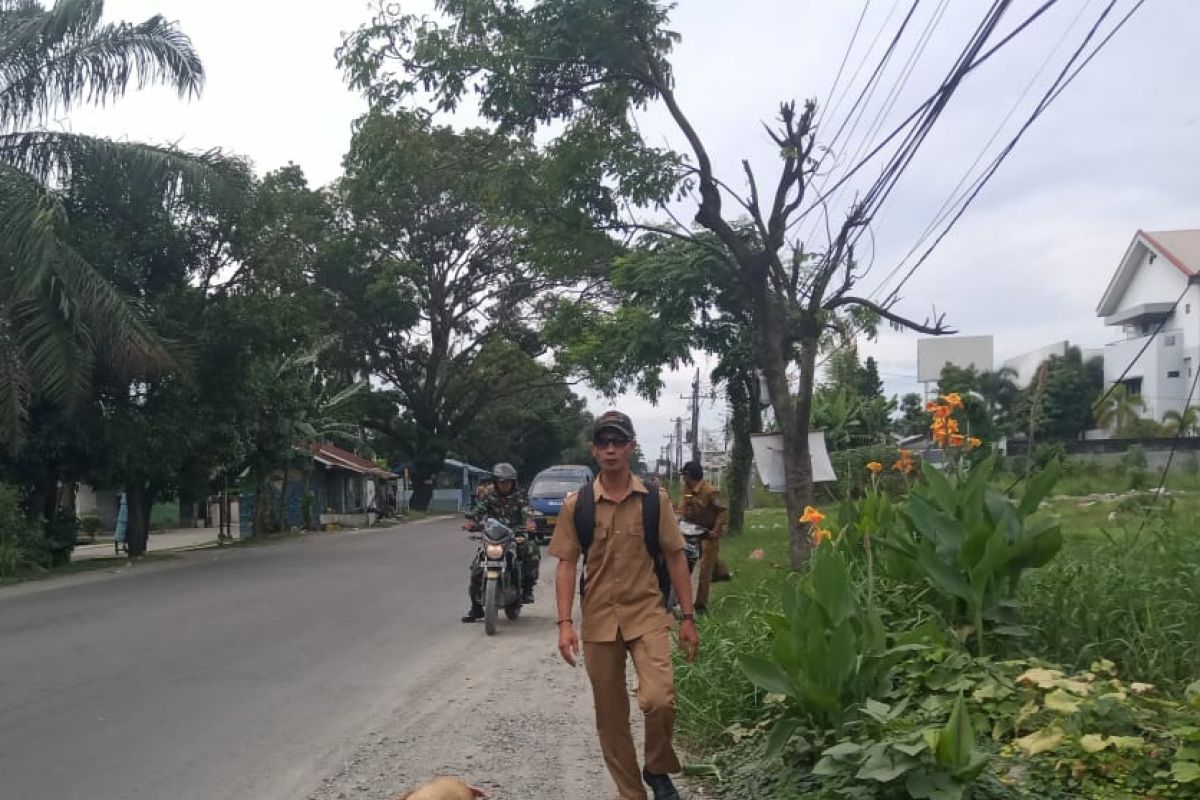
[681,613,695,622]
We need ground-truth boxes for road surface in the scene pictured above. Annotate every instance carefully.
[0,518,622,800]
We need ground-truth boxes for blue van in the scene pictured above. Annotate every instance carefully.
[527,465,593,542]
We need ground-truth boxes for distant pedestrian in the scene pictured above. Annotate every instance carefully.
[676,462,729,614]
[114,491,128,554]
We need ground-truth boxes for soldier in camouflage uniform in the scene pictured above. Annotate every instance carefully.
[461,462,541,622]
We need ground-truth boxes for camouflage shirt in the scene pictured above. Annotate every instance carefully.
[470,487,529,531]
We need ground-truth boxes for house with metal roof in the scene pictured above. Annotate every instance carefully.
[1097,229,1200,426]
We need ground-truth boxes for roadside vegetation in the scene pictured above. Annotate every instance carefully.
[678,399,1200,799]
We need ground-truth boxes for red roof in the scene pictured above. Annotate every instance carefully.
[309,443,397,479]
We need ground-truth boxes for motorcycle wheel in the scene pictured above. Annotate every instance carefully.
[484,577,499,635]
[504,603,521,620]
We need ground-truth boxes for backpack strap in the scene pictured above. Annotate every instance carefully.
[642,480,661,557]
[573,482,596,597]
[641,479,671,606]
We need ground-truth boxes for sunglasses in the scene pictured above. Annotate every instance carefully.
[593,434,631,448]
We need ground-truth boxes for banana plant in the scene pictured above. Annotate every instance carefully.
[879,454,1063,655]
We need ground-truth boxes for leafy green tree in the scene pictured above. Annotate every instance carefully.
[0,0,227,449]
[544,231,762,529]
[896,393,928,437]
[339,1,953,567]
[1019,348,1104,443]
[332,109,571,510]
[859,357,885,399]
[937,364,1020,443]
[450,356,591,479]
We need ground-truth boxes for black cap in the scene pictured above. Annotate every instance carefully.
[592,410,635,439]
[681,461,703,480]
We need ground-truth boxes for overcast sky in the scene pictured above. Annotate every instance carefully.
[70,0,1200,463]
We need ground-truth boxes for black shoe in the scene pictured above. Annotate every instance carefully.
[461,605,484,623]
[521,590,535,604]
[643,768,681,800]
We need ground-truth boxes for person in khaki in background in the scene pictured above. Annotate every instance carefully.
[677,461,728,615]
[549,410,699,800]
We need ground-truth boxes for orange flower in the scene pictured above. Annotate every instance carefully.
[968,436,983,449]
[799,505,826,526]
[931,418,947,433]
[933,405,952,420]
[925,400,941,413]
[813,528,832,546]
[944,392,964,409]
[866,461,883,473]
[933,430,950,447]
[950,433,966,447]
[892,449,917,474]
[947,418,960,434]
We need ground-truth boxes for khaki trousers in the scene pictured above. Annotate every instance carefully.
[583,627,681,800]
[695,537,722,608]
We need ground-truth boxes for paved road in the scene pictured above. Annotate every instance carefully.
[0,518,528,800]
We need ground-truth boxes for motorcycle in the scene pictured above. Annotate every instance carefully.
[467,517,526,635]
[665,520,708,614]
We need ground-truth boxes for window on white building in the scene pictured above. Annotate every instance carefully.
[1166,335,1177,346]
[1168,370,1181,378]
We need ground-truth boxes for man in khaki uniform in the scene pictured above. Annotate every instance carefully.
[677,461,729,614]
[549,411,699,800]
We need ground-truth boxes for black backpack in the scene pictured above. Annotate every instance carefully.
[573,479,671,606]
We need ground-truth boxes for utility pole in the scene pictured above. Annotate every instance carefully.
[690,369,701,464]
[677,369,702,466]
[674,416,684,472]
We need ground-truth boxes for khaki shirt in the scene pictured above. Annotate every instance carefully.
[677,480,728,537]
[548,475,684,643]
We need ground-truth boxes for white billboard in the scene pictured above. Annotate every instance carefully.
[917,335,994,383]
[750,431,837,492]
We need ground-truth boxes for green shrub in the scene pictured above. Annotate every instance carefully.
[825,443,910,501]
[1022,517,1200,689]
[1123,444,1148,470]
[79,514,103,540]
[1127,467,1151,492]
[40,514,78,566]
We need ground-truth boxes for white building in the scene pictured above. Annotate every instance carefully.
[1096,229,1200,424]
[1002,341,1069,387]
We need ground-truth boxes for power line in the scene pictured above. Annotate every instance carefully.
[815,1,875,132]
[869,0,1096,299]
[791,0,1064,239]
[803,0,952,248]
[880,0,1147,308]
[819,0,907,154]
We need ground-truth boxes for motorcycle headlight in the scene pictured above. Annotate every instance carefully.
[485,543,504,559]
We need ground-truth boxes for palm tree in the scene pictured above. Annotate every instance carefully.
[1094,384,1146,437]
[1162,406,1200,437]
[976,367,1020,428]
[0,0,223,450]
